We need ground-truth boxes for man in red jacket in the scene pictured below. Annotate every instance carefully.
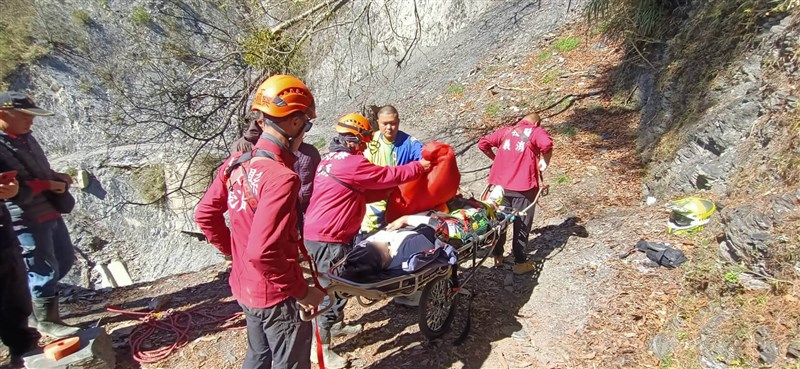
[195,75,325,369]
[303,113,430,368]
[478,113,553,275]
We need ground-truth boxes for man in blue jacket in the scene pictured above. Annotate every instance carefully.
[359,105,423,238]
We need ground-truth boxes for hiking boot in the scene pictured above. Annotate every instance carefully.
[512,261,536,275]
[32,296,79,338]
[310,339,348,369]
[493,255,505,266]
[330,321,363,337]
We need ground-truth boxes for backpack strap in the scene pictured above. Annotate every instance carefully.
[317,156,363,195]
[222,149,276,211]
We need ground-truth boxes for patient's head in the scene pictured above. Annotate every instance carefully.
[340,241,391,282]
[365,241,392,269]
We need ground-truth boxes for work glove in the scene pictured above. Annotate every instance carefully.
[538,158,548,172]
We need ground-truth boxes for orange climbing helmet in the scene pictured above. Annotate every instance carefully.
[336,113,373,143]
[251,75,316,119]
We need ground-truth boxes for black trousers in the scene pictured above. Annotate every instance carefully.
[492,189,536,264]
[240,299,312,369]
[0,246,39,356]
[303,240,350,343]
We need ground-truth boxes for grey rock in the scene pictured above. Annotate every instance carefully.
[719,205,773,268]
[718,241,741,264]
[755,326,779,364]
[700,314,740,369]
[649,332,679,359]
[739,273,771,291]
[23,327,116,369]
[787,340,800,358]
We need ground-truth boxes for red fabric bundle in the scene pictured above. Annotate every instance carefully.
[385,141,460,222]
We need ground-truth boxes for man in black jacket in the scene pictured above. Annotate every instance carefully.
[0,91,79,338]
[0,172,39,368]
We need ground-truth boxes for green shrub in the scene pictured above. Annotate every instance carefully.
[131,7,151,26]
[540,70,559,84]
[553,36,581,52]
[313,137,328,150]
[484,102,501,118]
[558,126,578,137]
[0,0,49,88]
[447,83,464,95]
[71,9,92,27]
[131,164,166,204]
[240,27,305,74]
[557,174,571,184]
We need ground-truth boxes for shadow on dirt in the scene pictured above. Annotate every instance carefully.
[349,217,588,368]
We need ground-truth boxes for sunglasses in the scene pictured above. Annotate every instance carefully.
[302,114,313,133]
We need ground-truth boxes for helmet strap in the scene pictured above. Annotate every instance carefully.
[259,130,290,153]
[263,116,303,145]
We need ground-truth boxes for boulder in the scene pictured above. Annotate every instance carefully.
[755,326,779,365]
[649,332,679,359]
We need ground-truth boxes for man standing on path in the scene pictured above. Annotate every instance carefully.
[195,75,325,369]
[0,92,79,338]
[303,113,430,368]
[478,113,553,275]
[359,105,423,241]
[229,117,321,231]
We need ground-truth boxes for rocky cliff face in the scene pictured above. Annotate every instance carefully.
[9,0,576,287]
[632,9,800,280]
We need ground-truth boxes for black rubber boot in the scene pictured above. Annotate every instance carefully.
[32,296,79,338]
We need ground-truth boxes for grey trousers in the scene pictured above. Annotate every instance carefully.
[240,299,312,369]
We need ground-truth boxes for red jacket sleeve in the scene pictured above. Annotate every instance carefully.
[194,166,232,256]
[531,127,554,154]
[478,128,505,156]
[245,172,308,299]
[347,156,424,191]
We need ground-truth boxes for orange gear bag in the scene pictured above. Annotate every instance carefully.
[385,141,460,222]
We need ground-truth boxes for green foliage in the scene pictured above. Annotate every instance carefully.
[553,36,581,52]
[559,126,578,137]
[723,270,739,285]
[131,7,151,26]
[586,0,679,39]
[660,354,674,369]
[540,70,559,84]
[557,174,571,184]
[71,9,92,27]
[484,102,501,118]
[536,50,551,62]
[313,137,328,150]
[240,27,305,75]
[447,83,465,95]
[0,0,49,88]
[131,164,166,204]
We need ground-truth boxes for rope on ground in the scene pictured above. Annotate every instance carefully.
[106,305,244,364]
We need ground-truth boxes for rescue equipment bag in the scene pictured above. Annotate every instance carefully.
[385,141,460,222]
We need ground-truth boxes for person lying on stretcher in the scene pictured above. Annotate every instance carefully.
[339,214,456,283]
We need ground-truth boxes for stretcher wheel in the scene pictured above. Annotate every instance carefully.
[418,275,458,339]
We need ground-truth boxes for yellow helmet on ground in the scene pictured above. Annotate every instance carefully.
[666,197,717,235]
